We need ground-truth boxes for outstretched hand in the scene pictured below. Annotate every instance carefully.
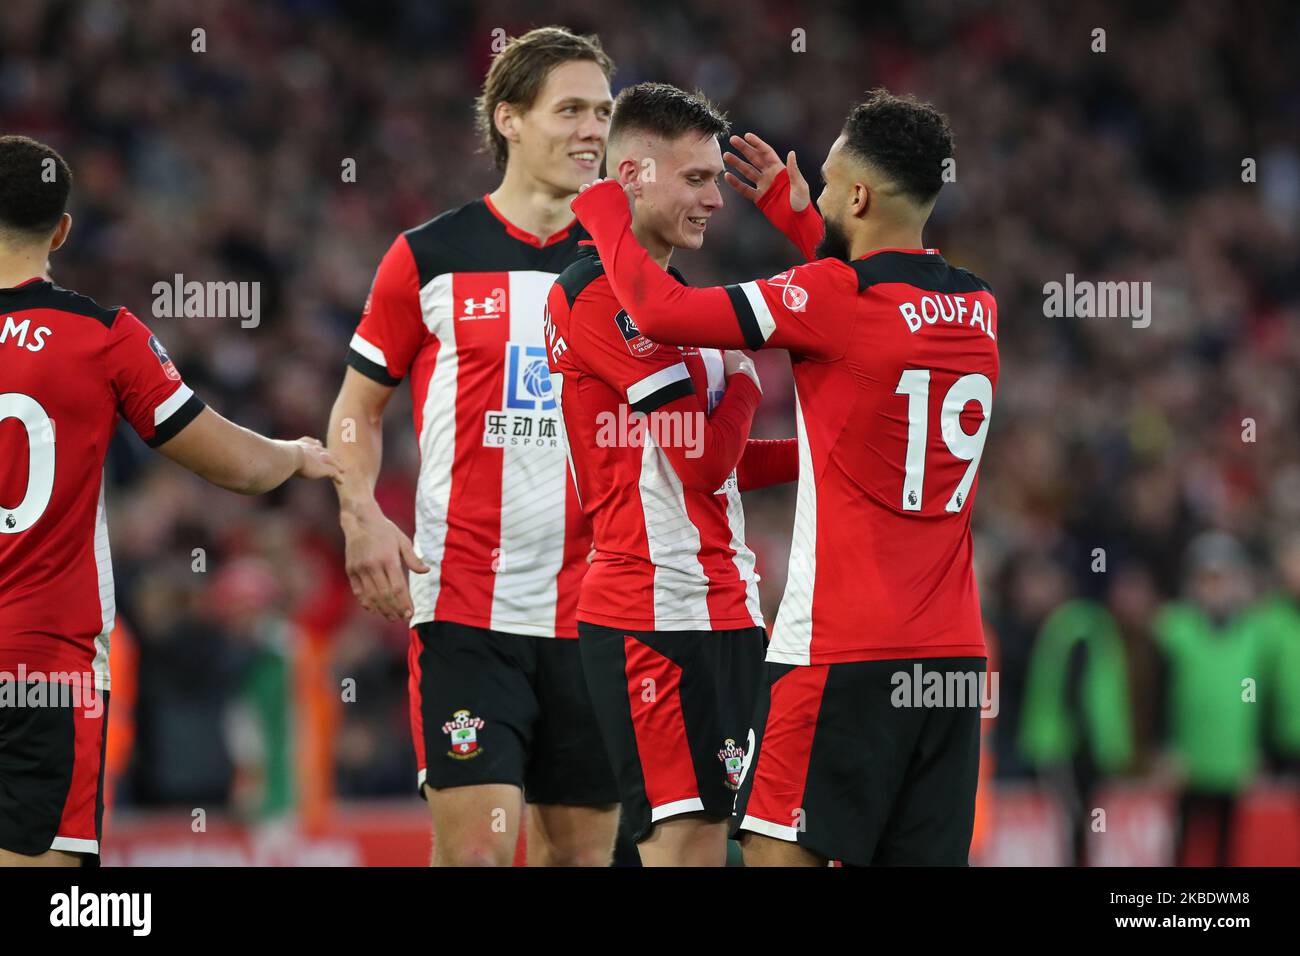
[724,133,811,212]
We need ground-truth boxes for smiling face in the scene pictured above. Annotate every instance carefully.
[502,59,613,196]
[619,130,724,254]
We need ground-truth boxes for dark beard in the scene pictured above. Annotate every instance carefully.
[814,215,851,261]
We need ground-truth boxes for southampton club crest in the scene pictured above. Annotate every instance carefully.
[442,709,486,759]
[718,738,746,791]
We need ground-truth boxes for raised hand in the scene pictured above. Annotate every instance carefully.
[724,133,811,212]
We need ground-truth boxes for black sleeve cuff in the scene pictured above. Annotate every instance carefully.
[629,376,695,414]
[147,393,206,447]
[346,348,401,387]
[724,284,767,351]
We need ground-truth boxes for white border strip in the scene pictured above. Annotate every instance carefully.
[50,836,99,854]
[626,362,690,407]
[738,281,777,343]
[736,814,799,842]
[153,383,194,426]
[649,797,705,822]
[349,332,388,368]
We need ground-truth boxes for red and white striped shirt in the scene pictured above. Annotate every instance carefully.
[545,245,796,632]
[574,180,997,664]
[0,279,205,688]
[345,197,592,637]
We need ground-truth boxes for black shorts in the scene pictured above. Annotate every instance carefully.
[578,622,766,842]
[409,621,618,806]
[732,657,985,866]
[0,680,109,865]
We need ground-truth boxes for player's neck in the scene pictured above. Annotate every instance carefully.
[630,218,673,270]
[850,214,928,260]
[0,247,49,289]
[488,166,577,243]
[850,226,926,260]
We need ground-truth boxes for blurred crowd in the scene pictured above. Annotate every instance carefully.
[2,0,1298,857]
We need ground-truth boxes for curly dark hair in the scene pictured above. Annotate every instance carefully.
[609,82,729,145]
[0,135,72,237]
[475,26,614,172]
[842,89,953,204]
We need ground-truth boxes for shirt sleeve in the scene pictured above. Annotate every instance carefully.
[755,167,825,262]
[736,437,799,492]
[570,282,696,414]
[570,284,763,493]
[345,234,427,386]
[105,309,206,447]
[573,180,856,361]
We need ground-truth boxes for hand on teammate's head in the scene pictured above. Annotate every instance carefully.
[723,133,810,212]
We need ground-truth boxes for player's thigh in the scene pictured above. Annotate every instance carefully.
[737,831,825,867]
[636,812,729,867]
[0,681,107,866]
[525,636,619,813]
[732,660,924,866]
[872,658,985,866]
[577,624,758,845]
[409,621,538,797]
[423,782,524,866]
[525,802,619,867]
[0,846,84,867]
[680,626,767,808]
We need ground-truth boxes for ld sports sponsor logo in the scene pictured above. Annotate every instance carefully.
[482,342,563,450]
[443,709,485,759]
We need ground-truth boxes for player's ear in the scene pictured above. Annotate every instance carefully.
[850,182,871,220]
[616,157,642,195]
[494,101,522,147]
[49,213,72,253]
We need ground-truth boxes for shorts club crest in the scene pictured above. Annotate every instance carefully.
[718,738,746,791]
[442,709,485,759]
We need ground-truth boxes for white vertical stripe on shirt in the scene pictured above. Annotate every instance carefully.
[639,439,711,629]
[409,273,457,626]
[492,270,566,637]
[766,391,817,664]
[91,475,113,691]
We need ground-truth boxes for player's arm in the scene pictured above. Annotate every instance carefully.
[736,437,799,492]
[329,236,431,622]
[724,132,824,261]
[156,407,338,493]
[572,180,853,358]
[106,309,339,493]
[647,351,763,493]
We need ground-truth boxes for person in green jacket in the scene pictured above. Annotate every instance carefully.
[1155,532,1261,867]
[1243,531,1300,772]
[1019,597,1133,865]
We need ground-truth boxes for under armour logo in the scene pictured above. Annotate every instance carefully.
[460,288,506,319]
